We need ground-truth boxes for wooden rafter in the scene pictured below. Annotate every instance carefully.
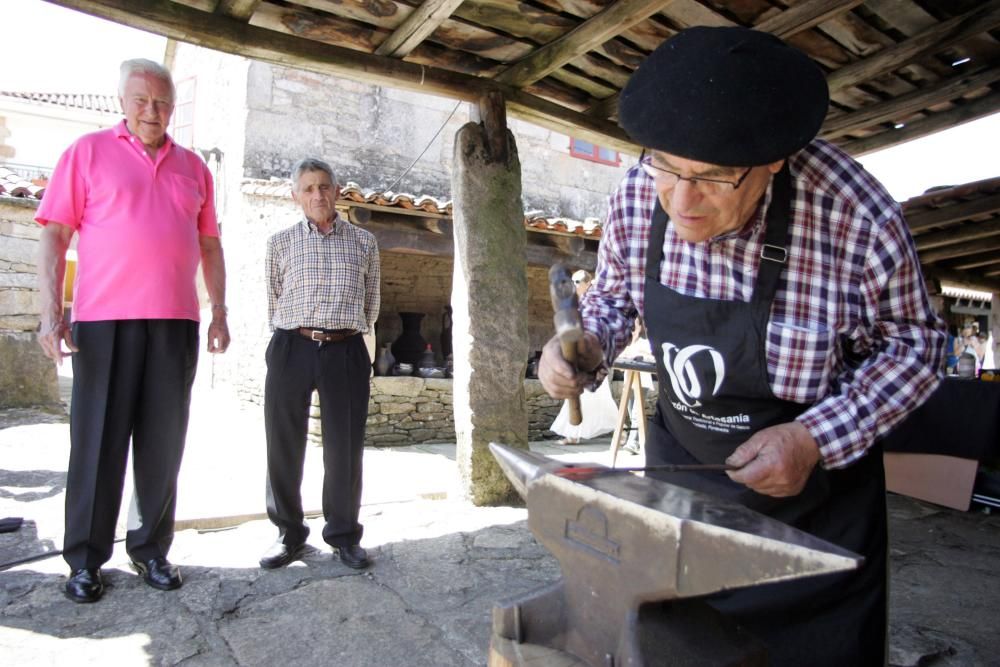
[907,193,1000,234]
[920,236,1000,263]
[838,92,1000,155]
[821,67,1000,140]
[914,219,1000,250]
[755,0,864,39]
[826,1,1000,95]
[375,0,470,58]
[494,0,676,88]
[925,266,1000,293]
[43,0,639,155]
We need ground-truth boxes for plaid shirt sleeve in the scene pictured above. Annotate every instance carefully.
[264,232,283,331]
[364,235,381,330]
[580,168,653,364]
[798,203,946,468]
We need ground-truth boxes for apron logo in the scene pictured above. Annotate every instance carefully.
[661,343,725,407]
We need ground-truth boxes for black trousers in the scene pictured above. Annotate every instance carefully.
[264,330,370,548]
[65,319,199,570]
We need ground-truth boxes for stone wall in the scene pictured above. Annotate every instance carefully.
[241,60,630,222]
[0,197,58,408]
[307,377,658,446]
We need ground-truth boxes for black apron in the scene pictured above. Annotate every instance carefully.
[642,167,887,666]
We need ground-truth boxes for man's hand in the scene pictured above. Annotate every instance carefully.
[206,310,230,353]
[38,313,78,365]
[726,421,821,497]
[538,332,604,399]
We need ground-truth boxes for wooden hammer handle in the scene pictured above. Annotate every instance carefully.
[559,339,583,426]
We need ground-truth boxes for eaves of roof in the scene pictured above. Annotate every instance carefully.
[242,178,602,239]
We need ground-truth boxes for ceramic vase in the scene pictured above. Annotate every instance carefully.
[391,311,427,365]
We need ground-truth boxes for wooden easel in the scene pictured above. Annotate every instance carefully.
[609,359,656,466]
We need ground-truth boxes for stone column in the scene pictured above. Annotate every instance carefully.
[450,95,529,506]
[0,200,59,408]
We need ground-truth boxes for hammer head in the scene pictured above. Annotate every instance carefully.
[549,264,582,343]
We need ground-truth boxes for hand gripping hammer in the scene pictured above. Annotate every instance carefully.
[549,264,583,425]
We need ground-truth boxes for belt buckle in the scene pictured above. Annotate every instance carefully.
[310,329,325,342]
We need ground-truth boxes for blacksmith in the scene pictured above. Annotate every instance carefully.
[538,26,946,665]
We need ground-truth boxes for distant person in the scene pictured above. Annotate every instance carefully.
[36,59,229,603]
[620,317,654,454]
[259,158,380,571]
[945,324,959,374]
[549,270,618,444]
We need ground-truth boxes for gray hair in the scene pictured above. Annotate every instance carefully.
[118,58,175,100]
[291,158,339,190]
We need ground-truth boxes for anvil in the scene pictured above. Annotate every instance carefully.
[487,443,862,667]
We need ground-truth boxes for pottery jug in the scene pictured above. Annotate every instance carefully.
[391,311,427,365]
[418,343,437,369]
[374,344,395,376]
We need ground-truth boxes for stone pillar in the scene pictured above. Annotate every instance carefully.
[0,200,59,408]
[450,95,529,506]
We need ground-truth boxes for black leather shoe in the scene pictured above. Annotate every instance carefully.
[338,544,371,569]
[64,568,104,603]
[259,541,308,569]
[130,557,182,591]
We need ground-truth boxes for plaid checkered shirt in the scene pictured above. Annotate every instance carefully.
[266,214,380,334]
[582,140,946,469]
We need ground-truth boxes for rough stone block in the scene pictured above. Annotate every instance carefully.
[0,333,59,408]
[372,376,424,398]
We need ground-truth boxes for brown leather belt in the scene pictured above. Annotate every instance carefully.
[296,327,358,343]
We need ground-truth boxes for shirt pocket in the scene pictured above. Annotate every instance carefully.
[766,319,837,403]
[164,172,203,220]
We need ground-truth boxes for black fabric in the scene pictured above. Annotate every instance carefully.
[619,26,829,166]
[645,413,888,667]
[264,330,370,548]
[64,319,199,569]
[880,377,1000,463]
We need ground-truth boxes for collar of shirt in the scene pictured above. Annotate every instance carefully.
[303,213,344,237]
[113,119,175,160]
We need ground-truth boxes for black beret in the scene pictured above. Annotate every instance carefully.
[619,26,829,166]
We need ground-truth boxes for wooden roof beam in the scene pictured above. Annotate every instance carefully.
[42,0,638,154]
[826,1,1000,95]
[374,0,467,58]
[925,267,1000,294]
[920,237,1000,264]
[754,0,863,39]
[914,218,1000,251]
[821,66,1000,140]
[906,192,1000,234]
[495,0,676,88]
[837,92,1000,155]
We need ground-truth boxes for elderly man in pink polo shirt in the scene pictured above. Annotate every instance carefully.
[35,59,229,604]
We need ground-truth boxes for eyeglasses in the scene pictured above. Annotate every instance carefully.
[639,149,753,193]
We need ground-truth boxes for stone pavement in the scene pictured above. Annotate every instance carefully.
[1,375,999,666]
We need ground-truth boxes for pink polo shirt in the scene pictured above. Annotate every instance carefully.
[35,121,219,322]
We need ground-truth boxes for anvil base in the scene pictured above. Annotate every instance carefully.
[488,581,766,667]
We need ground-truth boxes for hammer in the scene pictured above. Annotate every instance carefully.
[548,264,583,426]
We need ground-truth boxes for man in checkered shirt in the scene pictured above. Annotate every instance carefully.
[539,27,945,667]
[258,158,380,572]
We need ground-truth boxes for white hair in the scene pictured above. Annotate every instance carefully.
[291,158,339,190]
[118,58,175,101]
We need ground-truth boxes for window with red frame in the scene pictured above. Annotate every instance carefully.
[170,77,196,148]
[569,137,620,166]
